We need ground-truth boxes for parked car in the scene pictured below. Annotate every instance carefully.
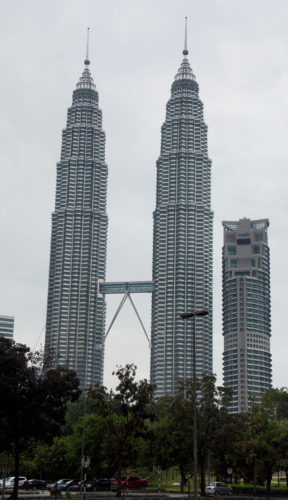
[68,481,92,492]
[111,476,148,491]
[47,479,74,490]
[70,478,113,492]
[69,481,82,492]
[58,479,79,491]
[205,482,233,496]
[2,477,27,489]
[92,478,113,491]
[23,479,47,490]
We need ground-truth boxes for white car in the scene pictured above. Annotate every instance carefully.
[1,477,27,489]
[46,479,74,490]
[205,482,232,496]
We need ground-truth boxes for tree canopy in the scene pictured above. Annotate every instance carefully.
[89,364,156,496]
[2,342,288,497]
[0,337,80,499]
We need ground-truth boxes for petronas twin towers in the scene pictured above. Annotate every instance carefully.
[44,28,213,395]
[151,43,213,396]
[45,56,107,387]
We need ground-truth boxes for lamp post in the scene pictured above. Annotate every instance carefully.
[180,310,208,500]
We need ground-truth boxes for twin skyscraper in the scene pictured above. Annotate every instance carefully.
[44,27,271,411]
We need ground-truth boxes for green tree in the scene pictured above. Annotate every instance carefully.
[212,412,248,484]
[262,387,288,420]
[197,375,232,493]
[148,376,232,493]
[260,389,288,488]
[66,412,114,478]
[276,420,288,487]
[212,391,288,491]
[25,412,113,480]
[89,364,155,496]
[243,400,284,495]
[64,392,100,434]
[0,338,80,499]
[149,393,193,492]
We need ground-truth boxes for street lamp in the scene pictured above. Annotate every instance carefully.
[180,310,208,500]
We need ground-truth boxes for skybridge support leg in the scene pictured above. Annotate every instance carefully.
[127,293,151,349]
[104,292,129,340]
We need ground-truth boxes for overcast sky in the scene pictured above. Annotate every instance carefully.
[0,0,287,391]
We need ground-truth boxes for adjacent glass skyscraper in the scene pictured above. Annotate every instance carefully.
[222,218,272,413]
[151,39,213,397]
[45,54,108,388]
[0,315,14,340]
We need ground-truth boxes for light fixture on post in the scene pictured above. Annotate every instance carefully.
[180,309,208,500]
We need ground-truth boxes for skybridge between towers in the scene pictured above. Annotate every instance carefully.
[98,281,154,348]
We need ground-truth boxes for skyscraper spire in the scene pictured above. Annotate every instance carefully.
[175,18,196,82]
[183,16,188,56]
[77,28,95,90]
[84,27,90,65]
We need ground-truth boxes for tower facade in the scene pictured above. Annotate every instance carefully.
[222,218,272,413]
[44,54,108,388]
[151,38,213,397]
[0,315,14,340]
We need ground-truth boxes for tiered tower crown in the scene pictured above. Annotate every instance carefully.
[76,65,96,90]
[174,57,196,81]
